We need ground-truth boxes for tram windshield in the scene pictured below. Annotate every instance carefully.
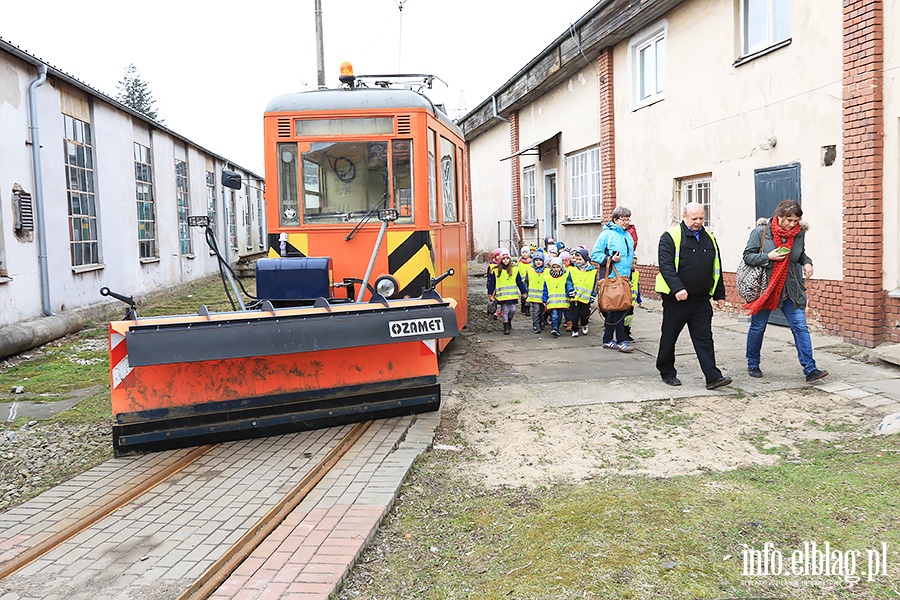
[277,140,413,226]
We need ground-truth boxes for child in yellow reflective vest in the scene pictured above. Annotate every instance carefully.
[516,246,532,317]
[524,251,548,333]
[542,257,573,337]
[568,249,598,338]
[487,249,527,335]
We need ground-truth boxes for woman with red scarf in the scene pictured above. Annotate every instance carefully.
[742,200,828,383]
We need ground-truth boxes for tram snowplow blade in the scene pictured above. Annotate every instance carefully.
[109,297,458,456]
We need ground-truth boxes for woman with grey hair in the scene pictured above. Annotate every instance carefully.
[589,206,636,352]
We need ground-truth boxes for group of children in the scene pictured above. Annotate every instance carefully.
[486,238,640,338]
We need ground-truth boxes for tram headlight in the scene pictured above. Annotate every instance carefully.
[374,275,399,299]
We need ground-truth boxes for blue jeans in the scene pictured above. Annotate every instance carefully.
[746,299,818,376]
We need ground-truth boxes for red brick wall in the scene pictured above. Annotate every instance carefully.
[464,142,475,259]
[842,0,885,347]
[509,111,523,246]
[885,295,900,343]
[598,49,617,219]
[635,263,845,336]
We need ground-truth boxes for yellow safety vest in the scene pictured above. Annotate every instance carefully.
[525,265,547,304]
[492,266,520,302]
[544,274,569,309]
[654,225,721,295]
[570,268,597,304]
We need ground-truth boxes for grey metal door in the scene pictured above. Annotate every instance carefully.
[754,163,801,326]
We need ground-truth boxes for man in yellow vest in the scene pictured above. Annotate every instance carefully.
[655,202,731,390]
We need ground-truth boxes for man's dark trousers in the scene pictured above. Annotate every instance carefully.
[656,294,724,384]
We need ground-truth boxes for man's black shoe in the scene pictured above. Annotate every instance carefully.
[706,376,732,390]
[748,367,763,378]
[805,369,829,383]
[662,376,681,386]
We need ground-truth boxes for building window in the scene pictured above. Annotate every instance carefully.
[244,186,253,249]
[566,147,602,220]
[741,0,790,56]
[134,143,157,259]
[64,114,99,267]
[228,189,237,250]
[206,170,217,238]
[175,159,192,255]
[256,187,265,250]
[522,167,536,224]
[674,174,712,228]
[630,22,667,108]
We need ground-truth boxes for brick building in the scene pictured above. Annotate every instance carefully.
[459,0,898,347]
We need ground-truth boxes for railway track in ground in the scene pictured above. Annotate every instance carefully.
[0,417,417,600]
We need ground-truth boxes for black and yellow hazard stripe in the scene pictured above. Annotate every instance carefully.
[388,230,435,298]
[267,232,308,258]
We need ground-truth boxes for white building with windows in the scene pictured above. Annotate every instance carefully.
[461,0,898,347]
[0,38,265,330]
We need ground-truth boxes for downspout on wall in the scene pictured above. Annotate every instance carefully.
[27,63,53,317]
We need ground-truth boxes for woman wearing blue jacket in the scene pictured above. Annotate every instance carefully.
[590,206,636,353]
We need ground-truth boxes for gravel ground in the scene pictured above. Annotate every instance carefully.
[0,420,112,512]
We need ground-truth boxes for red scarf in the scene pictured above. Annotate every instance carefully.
[744,219,801,314]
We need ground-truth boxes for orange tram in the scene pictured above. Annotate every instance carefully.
[262,67,468,329]
[106,66,467,455]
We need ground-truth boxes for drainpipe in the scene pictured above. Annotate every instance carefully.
[492,95,509,123]
[28,63,53,316]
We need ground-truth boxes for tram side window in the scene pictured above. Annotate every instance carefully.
[302,141,390,223]
[440,136,458,223]
[278,143,300,226]
[392,139,413,223]
[428,130,438,223]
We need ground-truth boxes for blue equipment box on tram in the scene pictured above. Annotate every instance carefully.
[256,257,332,303]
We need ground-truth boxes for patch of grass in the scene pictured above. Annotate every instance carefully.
[0,327,109,397]
[621,403,696,429]
[340,435,900,599]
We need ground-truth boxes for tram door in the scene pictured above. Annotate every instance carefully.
[544,171,557,241]
[754,163,801,326]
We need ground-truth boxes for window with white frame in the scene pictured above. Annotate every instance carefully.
[134,143,157,259]
[566,147,602,220]
[629,22,667,108]
[175,159,192,255]
[256,187,265,250]
[741,0,790,56]
[206,170,217,238]
[522,166,536,224]
[674,174,712,228]
[65,114,100,267]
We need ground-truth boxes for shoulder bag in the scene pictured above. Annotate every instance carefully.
[736,228,768,302]
[597,261,633,312]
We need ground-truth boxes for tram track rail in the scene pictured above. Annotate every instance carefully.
[0,421,372,599]
[0,443,217,581]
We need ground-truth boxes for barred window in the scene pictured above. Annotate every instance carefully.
[566,147,602,220]
[256,187,265,250]
[522,167,536,223]
[206,170,217,238]
[134,143,157,259]
[674,174,712,228]
[175,159,192,255]
[64,114,99,267]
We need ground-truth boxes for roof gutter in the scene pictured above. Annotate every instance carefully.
[27,63,52,316]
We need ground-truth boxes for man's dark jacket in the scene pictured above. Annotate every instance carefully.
[658,222,725,300]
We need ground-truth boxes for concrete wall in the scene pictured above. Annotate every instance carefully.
[612,0,843,277]
[0,49,263,328]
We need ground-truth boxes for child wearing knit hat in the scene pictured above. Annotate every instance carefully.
[542,257,573,337]
[524,250,547,333]
[516,246,533,317]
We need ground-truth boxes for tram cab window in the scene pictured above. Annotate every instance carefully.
[440,136,458,222]
[392,139,413,223]
[428,130,438,223]
[301,141,397,223]
[277,143,300,226]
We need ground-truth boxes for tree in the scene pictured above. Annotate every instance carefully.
[116,64,162,121]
